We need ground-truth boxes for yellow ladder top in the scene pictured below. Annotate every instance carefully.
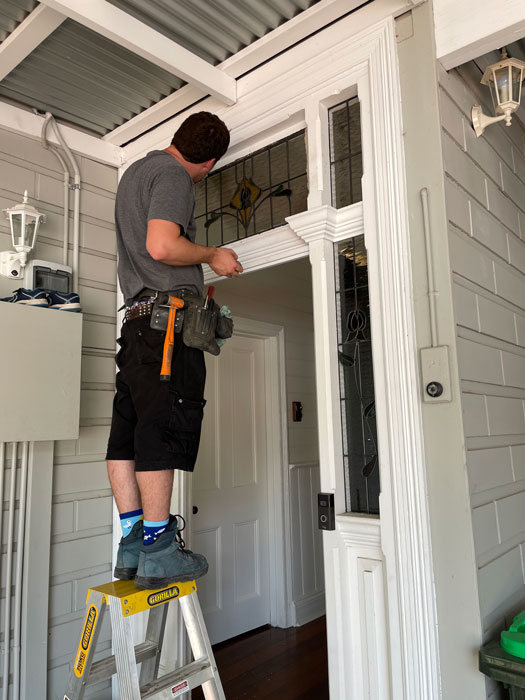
[86,579,198,617]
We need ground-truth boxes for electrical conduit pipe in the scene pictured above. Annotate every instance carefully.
[41,113,70,267]
[41,112,81,292]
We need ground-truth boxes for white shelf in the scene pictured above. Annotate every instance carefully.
[0,303,82,442]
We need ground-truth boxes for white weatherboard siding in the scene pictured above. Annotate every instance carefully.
[0,127,118,699]
[440,61,525,699]
[214,260,324,626]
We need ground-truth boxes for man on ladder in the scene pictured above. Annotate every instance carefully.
[65,112,240,700]
[105,111,243,590]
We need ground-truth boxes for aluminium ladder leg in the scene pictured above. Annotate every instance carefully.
[63,579,225,700]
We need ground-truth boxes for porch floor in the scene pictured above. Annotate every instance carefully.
[192,616,329,699]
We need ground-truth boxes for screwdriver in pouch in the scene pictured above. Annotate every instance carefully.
[203,285,214,309]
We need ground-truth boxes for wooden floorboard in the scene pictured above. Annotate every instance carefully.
[192,616,329,699]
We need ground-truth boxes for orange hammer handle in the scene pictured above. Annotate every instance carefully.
[160,296,184,381]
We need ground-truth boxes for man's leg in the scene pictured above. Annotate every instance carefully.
[107,459,141,512]
[136,469,174,521]
[107,461,174,521]
[108,459,144,580]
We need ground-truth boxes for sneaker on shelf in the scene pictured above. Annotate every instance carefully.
[47,290,81,312]
[0,288,50,306]
[134,515,208,590]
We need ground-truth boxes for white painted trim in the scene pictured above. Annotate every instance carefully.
[337,513,381,548]
[0,5,65,81]
[203,225,308,284]
[20,441,53,700]
[287,202,364,244]
[281,19,440,699]
[0,102,123,166]
[232,317,293,629]
[434,0,525,70]
[359,19,440,700]
[289,460,320,471]
[38,0,236,105]
[293,591,326,626]
[104,0,373,145]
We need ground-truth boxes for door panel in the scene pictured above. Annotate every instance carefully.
[192,334,270,644]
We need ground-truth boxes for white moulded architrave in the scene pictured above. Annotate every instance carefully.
[286,202,364,244]
[337,513,382,549]
[203,224,308,283]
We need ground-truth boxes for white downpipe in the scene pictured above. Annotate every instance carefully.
[41,114,71,267]
[12,442,28,700]
[43,113,81,292]
[2,442,17,700]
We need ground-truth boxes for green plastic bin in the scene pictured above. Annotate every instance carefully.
[479,613,525,700]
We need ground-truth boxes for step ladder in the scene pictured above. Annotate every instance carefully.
[63,578,225,700]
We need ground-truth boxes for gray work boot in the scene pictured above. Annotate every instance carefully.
[114,519,143,580]
[134,515,208,590]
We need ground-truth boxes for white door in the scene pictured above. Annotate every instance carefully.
[191,333,270,645]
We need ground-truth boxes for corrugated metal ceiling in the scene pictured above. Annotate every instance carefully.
[0,0,321,137]
[107,0,318,66]
[0,19,184,135]
[0,0,38,42]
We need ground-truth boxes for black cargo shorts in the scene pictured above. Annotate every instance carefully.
[105,315,206,471]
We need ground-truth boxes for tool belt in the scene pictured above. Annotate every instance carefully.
[125,288,233,357]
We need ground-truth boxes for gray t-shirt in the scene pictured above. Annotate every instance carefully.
[115,150,203,304]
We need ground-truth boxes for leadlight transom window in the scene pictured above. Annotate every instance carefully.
[335,236,380,515]
[194,131,308,247]
[329,97,362,207]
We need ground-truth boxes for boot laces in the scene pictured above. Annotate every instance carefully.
[174,514,186,550]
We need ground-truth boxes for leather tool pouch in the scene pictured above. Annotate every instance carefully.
[183,297,233,356]
[149,293,185,333]
[149,292,233,355]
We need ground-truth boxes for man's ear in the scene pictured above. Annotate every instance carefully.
[206,158,216,172]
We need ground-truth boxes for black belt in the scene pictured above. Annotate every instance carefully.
[124,288,198,323]
[125,300,155,322]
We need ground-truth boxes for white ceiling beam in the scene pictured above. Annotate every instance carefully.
[103,0,375,146]
[38,0,237,105]
[0,101,123,167]
[434,0,525,70]
[0,4,66,81]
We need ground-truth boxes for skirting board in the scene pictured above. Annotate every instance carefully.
[293,591,326,627]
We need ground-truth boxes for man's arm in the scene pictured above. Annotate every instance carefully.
[146,219,243,277]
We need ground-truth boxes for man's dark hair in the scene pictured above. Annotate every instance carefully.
[171,112,230,164]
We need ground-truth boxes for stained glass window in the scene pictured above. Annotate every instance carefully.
[194,131,308,247]
[329,97,362,207]
[336,236,380,515]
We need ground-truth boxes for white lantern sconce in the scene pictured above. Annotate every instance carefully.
[1,191,45,279]
[472,48,525,137]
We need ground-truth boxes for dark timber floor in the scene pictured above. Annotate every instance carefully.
[192,616,329,700]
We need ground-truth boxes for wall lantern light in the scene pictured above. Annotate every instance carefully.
[472,48,525,137]
[1,190,45,279]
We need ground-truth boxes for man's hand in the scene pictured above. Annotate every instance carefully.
[209,248,243,277]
